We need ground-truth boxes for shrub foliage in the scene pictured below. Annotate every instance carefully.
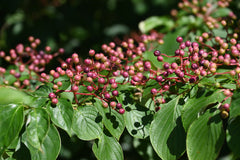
[1,0,240,159]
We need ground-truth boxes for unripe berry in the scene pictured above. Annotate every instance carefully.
[122,71,129,78]
[118,108,125,114]
[144,61,151,69]
[57,81,62,87]
[132,76,140,82]
[151,88,157,95]
[171,62,178,69]
[84,67,90,73]
[49,92,56,99]
[116,103,122,109]
[45,46,51,52]
[23,79,30,86]
[98,77,105,84]
[109,78,116,84]
[13,81,20,88]
[156,76,163,82]
[189,76,198,83]
[157,56,163,61]
[154,50,161,56]
[223,103,230,111]
[112,90,119,96]
[223,89,231,97]
[230,70,236,76]
[163,63,170,69]
[110,101,116,108]
[14,73,21,78]
[89,49,95,56]
[71,85,79,92]
[102,101,108,108]
[221,110,229,119]
[176,36,183,43]
[191,63,198,70]
[51,98,58,105]
[87,86,93,92]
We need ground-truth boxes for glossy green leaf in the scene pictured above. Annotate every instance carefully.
[30,97,48,108]
[139,16,174,33]
[72,105,103,141]
[33,84,53,97]
[186,108,225,160]
[92,130,124,160]
[0,104,24,155]
[0,87,32,106]
[23,108,50,150]
[229,89,240,119]
[95,99,125,140]
[117,92,153,139]
[150,96,186,160]
[182,88,225,131]
[141,80,159,105]
[227,116,240,158]
[22,124,61,160]
[46,98,73,136]
[54,75,71,90]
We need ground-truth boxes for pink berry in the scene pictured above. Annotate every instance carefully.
[116,103,122,109]
[176,36,183,43]
[49,92,56,99]
[98,77,105,84]
[110,101,116,108]
[71,85,79,92]
[119,108,125,114]
[87,86,93,92]
[151,88,157,94]
[51,98,58,105]
[112,90,119,96]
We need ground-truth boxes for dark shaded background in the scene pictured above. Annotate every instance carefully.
[0,0,177,59]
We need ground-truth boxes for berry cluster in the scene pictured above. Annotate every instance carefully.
[45,34,163,114]
[178,0,235,30]
[0,36,64,89]
[0,0,238,117]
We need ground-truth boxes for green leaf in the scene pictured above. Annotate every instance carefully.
[212,28,227,38]
[72,105,103,141]
[33,84,53,97]
[0,87,33,106]
[46,98,73,136]
[95,99,125,140]
[186,108,225,160]
[211,7,231,18]
[54,75,71,90]
[139,16,174,33]
[22,124,61,160]
[141,80,159,105]
[150,96,186,160]
[227,116,240,158]
[0,104,24,155]
[182,88,225,131]
[92,129,124,160]
[30,97,49,108]
[117,92,153,139]
[229,89,240,119]
[23,108,50,150]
